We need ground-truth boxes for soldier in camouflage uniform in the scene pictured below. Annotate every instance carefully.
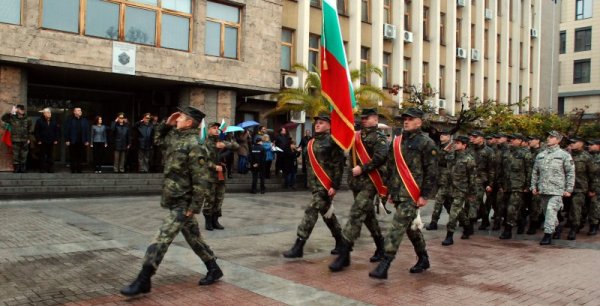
[587,139,600,235]
[202,122,239,231]
[369,108,437,279]
[480,134,499,230]
[121,107,222,297]
[2,105,32,173]
[441,136,476,245]
[468,131,495,232]
[531,131,575,245]
[329,108,388,272]
[426,130,453,231]
[566,137,594,240]
[492,133,511,230]
[526,135,544,234]
[282,115,345,258]
[499,134,533,239]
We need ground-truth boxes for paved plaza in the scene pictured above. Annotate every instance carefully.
[1,191,600,306]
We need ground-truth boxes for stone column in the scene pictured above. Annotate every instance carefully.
[391,0,404,106]
[0,65,28,171]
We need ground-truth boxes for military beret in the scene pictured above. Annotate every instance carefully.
[313,115,331,123]
[177,106,206,123]
[469,130,484,137]
[360,108,378,118]
[454,135,470,144]
[547,130,563,139]
[398,107,424,119]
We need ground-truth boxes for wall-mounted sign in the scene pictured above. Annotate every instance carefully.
[112,42,136,75]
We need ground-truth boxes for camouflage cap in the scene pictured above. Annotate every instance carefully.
[588,139,600,145]
[177,106,206,123]
[547,130,563,140]
[439,128,452,135]
[568,136,585,144]
[360,108,378,118]
[313,115,331,123]
[454,135,470,144]
[469,130,484,137]
[399,107,424,119]
[209,122,220,128]
[529,135,542,140]
[508,133,525,140]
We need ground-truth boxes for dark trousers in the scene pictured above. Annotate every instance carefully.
[92,142,105,172]
[284,168,297,188]
[251,167,265,192]
[69,143,86,173]
[264,160,273,179]
[226,154,234,177]
[39,143,55,172]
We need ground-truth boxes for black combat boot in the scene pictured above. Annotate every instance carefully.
[460,225,471,240]
[588,224,599,236]
[567,228,576,240]
[409,251,430,273]
[492,220,501,231]
[552,224,562,239]
[120,265,155,296]
[331,234,342,255]
[282,237,306,258]
[198,259,223,286]
[441,231,454,246]
[499,225,512,239]
[479,218,490,230]
[329,239,351,272]
[213,215,225,230]
[539,233,552,245]
[204,214,214,231]
[369,236,385,262]
[516,221,525,235]
[425,221,438,231]
[526,221,538,235]
[368,255,394,279]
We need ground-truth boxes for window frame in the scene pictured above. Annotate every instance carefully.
[308,33,320,72]
[361,0,370,23]
[559,30,566,54]
[403,57,410,92]
[280,28,294,71]
[573,59,591,84]
[575,0,593,20]
[205,1,242,59]
[337,0,347,15]
[360,46,370,84]
[423,6,429,41]
[440,12,445,45]
[0,0,24,25]
[439,65,445,99]
[456,18,461,47]
[383,0,391,24]
[38,0,194,52]
[574,27,592,52]
[382,52,391,88]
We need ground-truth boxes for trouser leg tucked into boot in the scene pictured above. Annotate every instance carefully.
[442,231,454,246]
[588,224,599,236]
[499,225,513,239]
[204,214,214,231]
[425,221,438,231]
[198,259,223,286]
[567,228,577,240]
[409,251,430,273]
[369,254,394,279]
[213,215,224,230]
[120,265,155,296]
[369,236,385,262]
[553,224,563,239]
[539,233,552,245]
[282,237,306,258]
[526,221,538,235]
[329,239,351,272]
[331,234,342,255]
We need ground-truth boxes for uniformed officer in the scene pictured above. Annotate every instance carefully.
[468,130,495,233]
[329,108,388,272]
[121,106,222,297]
[492,133,511,230]
[525,135,544,235]
[426,129,453,231]
[2,104,32,173]
[587,139,600,235]
[531,131,575,245]
[369,108,438,279]
[282,115,345,258]
[566,136,594,240]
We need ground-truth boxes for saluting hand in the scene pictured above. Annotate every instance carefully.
[166,112,180,126]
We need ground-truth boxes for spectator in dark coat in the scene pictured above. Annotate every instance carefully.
[111,113,130,173]
[135,113,154,172]
[34,107,60,173]
[249,137,266,194]
[274,127,291,176]
[237,130,250,174]
[283,139,301,189]
[64,107,90,173]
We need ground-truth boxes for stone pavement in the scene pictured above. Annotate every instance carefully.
[1,191,600,306]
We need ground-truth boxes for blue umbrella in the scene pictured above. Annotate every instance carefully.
[237,120,260,129]
[224,126,244,133]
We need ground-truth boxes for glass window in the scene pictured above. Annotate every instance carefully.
[440,13,446,45]
[162,0,191,14]
[281,29,293,70]
[207,1,239,23]
[0,0,21,25]
[576,0,593,20]
[439,66,445,98]
[360,47,369,84]
[403,58,410,90]
[574,59,591,83]
[423,7,429,40]
[574,27,592,52]
[42,0,80,33]
[404,13,410,31]
[205,21,221,56]
[310,0,321,7]
[383,0,391,23]
[560,31,566,54]
[337,0,346,14]
[85,0,119,40]
[125,7,156,45]
[224,27,238,58]
[130,0,157,6]
[308,34,320,72]
[205,1,241,59]
[161,14,189,50]
[361,0,369,23]
[383,52,390,88]
[456,18,461,46]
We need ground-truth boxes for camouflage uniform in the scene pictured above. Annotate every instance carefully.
[531,145,575,235]
[1,112,32,168]
[430,141,453,224]
[589,151,600,227]
[527,146,544,227]
[493,143,511,229]
[503,146,533,228]
[296,132,345,240]
[202,134,239,219]
[142,122,215,269]
[383,129,438,255]
[447,150,476,233]
[343,126,388,244]
[469,143,495,223]
[569,149,593,230]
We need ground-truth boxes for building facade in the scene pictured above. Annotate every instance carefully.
[558,0,600,114]
[0,0,282,170]
[281,0,559,115]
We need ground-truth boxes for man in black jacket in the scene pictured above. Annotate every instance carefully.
[64,107,90,173]
[249,137,266,194]
[34,108,60,173]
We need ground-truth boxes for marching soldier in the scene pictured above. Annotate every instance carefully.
[329,108,388,272]
[369,108,438,279]
[468,131,495,233]
[121,107,222,297]
[566,137,594,240]
[492,133,511,230]
[499,134,533,239]
[526,135,544,234]
[426,129,453,230]
[531,131,575,245]
[587,139,600,235]
[2,104,32,173]
[442,136,476,245]
[203,122,239,230]
[282,115,345,258]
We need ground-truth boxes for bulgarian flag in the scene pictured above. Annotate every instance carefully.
[321,0,356,151]
[199,118,207,143]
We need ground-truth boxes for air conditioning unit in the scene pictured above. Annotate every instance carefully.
[456,47,467,59]
[471,48,481,61]
[290,110,306,123]
[485,8,493,20]
[457,0,466,7]
[282,75,299,88]
[438,99,447,109]
[383,23,397,40]
[403,30,413,43]
[530,28,539,38]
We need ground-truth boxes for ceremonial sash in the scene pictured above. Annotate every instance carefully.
[308,139,332,190]
[393,135,421,202]
[354,132,388,197]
